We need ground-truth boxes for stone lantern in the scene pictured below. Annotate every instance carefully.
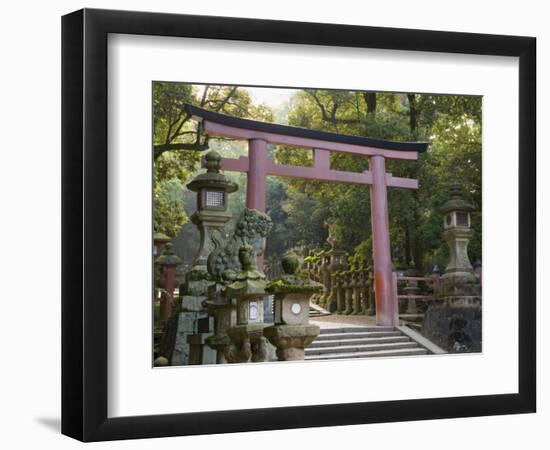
[153,232,171,317]
[263,253,322,361]
[421,184,482,353]
[225,244,269,363]
[153,232,171,258]
[186,150,238,274]
[318,251,332,309]
[154,242,182,321]
[439,183,478,290]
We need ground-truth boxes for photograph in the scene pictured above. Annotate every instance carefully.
[152,82,483,366]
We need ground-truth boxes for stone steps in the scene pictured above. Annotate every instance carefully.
[315,330,402,341]
[319,326,394,334]
[306,341,420,355]
[305,325,429,361]
[305,347,428,360]
[308,335,410,348]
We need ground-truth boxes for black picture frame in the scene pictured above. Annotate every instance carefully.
[61,8,536,442]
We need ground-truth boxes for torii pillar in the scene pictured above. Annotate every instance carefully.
[247,139,267,213]
[369,155,398,326]
[246,139,268,269]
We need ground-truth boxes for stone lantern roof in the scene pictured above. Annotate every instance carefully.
[155,242,182,266]
[153,232,171,245]
[439,183,475,214]
[186,150,238,193]
[266,252,324,295]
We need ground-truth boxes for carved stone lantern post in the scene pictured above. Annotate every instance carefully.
[422,184,482,353]
[351,271,362,315]
[439,183,478,296]
[225,244,269,363]
[153,232,171,319]
[186,150,238,275]
[263,253,322,361]
[327,252,348,313]
[155,242,182,322]
[343,271,355,315]
[153,232,171,258]
[318,252,332,309]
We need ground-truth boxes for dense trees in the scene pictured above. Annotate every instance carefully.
[153,82,272,236]
[153,84,482,273]
[273,89,481,272]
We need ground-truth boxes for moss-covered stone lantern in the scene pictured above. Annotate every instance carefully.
[186,150,238,273]
[439,183,477,287]
[263,253,322,361]
[224,244,269,363]
[421,184,482,353]
[153,232,171,258]
[154,242,182,321]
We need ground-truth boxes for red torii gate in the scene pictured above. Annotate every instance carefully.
[185,105,429,326]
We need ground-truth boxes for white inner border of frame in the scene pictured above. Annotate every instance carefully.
[107,34,519,418]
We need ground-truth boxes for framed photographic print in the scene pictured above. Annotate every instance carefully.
[61,8,536,442]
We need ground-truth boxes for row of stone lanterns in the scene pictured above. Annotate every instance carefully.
[304,249,374,316]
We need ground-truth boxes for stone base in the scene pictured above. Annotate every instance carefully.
[440,273,481,297]
[160,310,210,365]
[205,334,231,364]
[226,324,268,363]
[263,324,320,361]
[421,299,482,353]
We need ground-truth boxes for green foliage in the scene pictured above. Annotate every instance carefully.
[152,83,275,238]
[282,189,330,248]
[275,89,482,271]
[152,83,482,274]
[153,178,187,237]
[348,239,373,270]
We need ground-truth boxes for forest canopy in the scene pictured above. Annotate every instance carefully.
[153,82,481,274]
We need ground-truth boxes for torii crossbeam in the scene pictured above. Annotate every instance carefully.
[185,104,429,326]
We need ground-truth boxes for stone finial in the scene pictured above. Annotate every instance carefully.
[266,253,323,296]
[450,183,462,198]
[440,183,475,214]
[238,243,256,271]
[204,150,222,173]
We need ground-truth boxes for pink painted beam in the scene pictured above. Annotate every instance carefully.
[314,148,331,170]
[203,120,418,161]
[220,156,249,172]
[268,161,374,185]
[216,156,417,189]
[370,155,399,326]
[386,175,418,189]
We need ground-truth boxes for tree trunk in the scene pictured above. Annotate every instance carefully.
[407,94,418,140]
[364,92,377,117]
